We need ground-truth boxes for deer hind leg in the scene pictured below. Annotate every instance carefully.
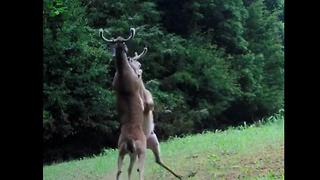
[147,132,161,163]
[137,151,146,180]
[147,132,182,179]
[128,153,136,180]
[116,147,126,180]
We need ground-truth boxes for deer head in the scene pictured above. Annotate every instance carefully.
[128,47,148,78]
[99,28,141,93]
[99,28,135,58]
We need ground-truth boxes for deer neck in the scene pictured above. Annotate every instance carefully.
[115,47,130,74]
[113,46,141,95]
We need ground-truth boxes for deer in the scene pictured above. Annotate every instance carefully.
[128,49,182,179]
[99,28,182,180]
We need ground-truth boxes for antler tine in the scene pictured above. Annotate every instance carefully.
[132,47,148,61]
[99,29,115,43]
[122,28,136,42]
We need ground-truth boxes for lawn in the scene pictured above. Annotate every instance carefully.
[43,111,284,180]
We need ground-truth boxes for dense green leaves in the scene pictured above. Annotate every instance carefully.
[43,0,284,163]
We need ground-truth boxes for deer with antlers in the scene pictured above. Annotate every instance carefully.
[99,28,182,180]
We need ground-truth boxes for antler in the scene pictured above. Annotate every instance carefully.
[99,28,136,43]
[122,28,136,42]
[99,29,115,43]
[131,47,148,61]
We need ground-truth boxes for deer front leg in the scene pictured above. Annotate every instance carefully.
[143,90,154,112]
[147,132,182,179]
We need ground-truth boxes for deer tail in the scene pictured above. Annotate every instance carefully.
[126,138,136,153]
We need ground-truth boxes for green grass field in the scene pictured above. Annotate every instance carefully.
[43,111,284,180]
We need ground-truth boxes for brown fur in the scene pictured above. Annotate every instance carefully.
[129,57,182,179]
[112,42,147,180]
[101,28,181,180]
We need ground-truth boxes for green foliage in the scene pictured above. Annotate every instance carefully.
[43,0,284,163]
[43,0,118,162]
[44,0,67,17]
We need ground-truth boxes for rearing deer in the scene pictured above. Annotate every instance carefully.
[100,28,146,180]
[128,50,182,179]
[100,28,182,180]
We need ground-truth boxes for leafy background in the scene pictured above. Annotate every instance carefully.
[43,0,284,164]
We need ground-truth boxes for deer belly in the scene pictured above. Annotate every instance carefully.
[143,111,154,137]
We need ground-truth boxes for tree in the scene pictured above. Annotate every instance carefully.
[244,0,284,114]
[43,0,284,163]
[44,0,118,162]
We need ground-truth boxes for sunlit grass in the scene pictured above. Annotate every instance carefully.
[43,110,284,180]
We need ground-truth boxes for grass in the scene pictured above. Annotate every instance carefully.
[43,110,284,180]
